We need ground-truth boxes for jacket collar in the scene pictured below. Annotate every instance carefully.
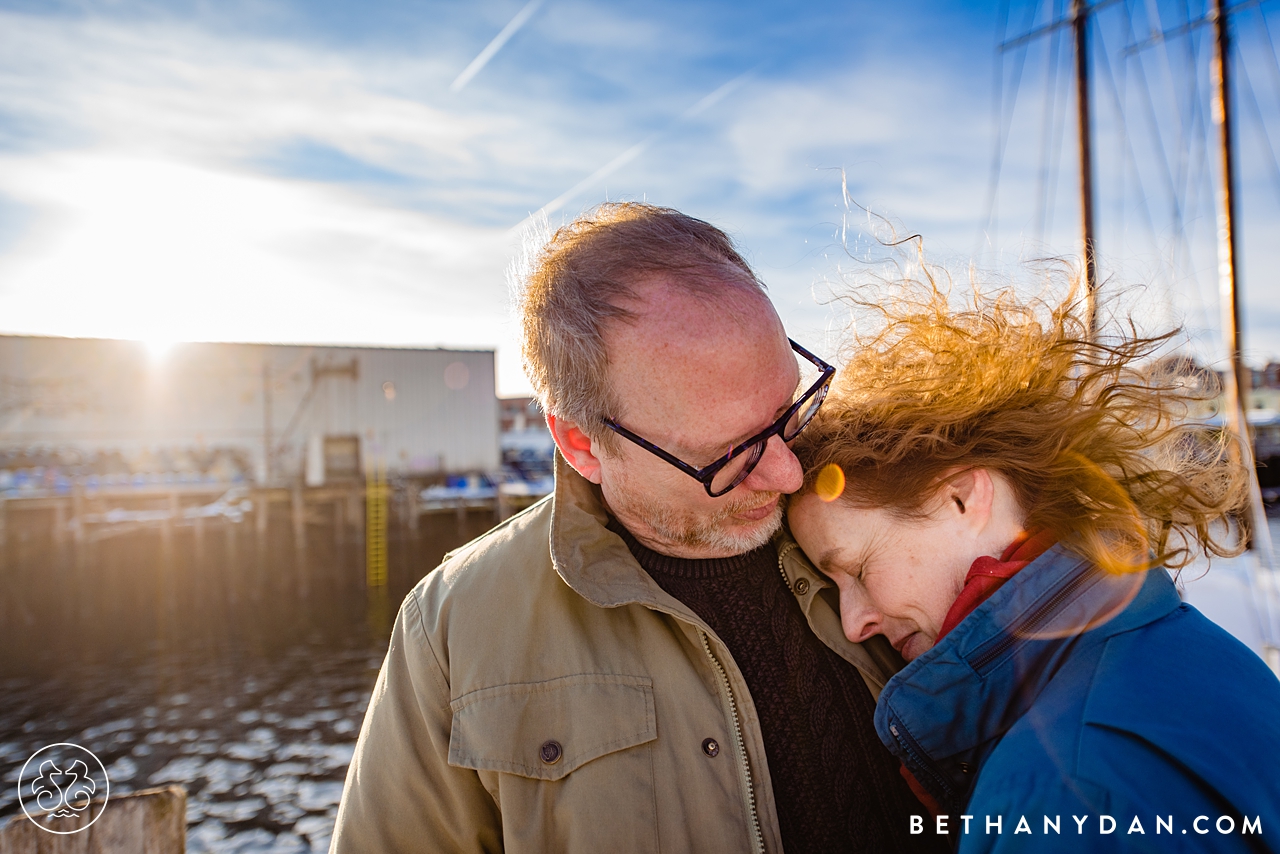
[547,454,821,613]
[548,453,724,622]
[874,545,1183,809]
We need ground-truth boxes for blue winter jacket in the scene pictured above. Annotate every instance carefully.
[875,545,1280,853]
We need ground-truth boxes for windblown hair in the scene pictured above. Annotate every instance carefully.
[516,201,764,449]
[792,276,1250,573]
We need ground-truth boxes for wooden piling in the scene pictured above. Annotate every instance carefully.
[193,515,206,562]
[290,488,305,553]
[0,785,186,854]
[71,486,85,546]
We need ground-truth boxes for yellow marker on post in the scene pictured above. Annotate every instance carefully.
[365,460,389,588]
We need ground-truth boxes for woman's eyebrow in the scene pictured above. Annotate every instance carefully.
[813,547,844,575]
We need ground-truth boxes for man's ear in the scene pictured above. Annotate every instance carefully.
[546,414,604,484]
[943,468,995,534]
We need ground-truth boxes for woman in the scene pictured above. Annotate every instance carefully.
[787,282,1280,852]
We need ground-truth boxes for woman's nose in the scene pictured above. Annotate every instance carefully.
[839,589,883,644]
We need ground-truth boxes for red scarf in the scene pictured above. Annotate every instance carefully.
[897,529,1057,815]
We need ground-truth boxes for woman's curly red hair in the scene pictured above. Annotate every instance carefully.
[792,275,1250,574]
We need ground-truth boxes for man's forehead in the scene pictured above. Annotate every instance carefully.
[610,275,780,348]
[604,283,798,450]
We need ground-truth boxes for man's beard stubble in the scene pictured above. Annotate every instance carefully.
[609,485,785,557]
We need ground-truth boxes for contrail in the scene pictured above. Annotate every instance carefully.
[510,69,755,235]
[451,0,545,93]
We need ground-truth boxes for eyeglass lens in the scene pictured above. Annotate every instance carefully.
[705,375,830,496]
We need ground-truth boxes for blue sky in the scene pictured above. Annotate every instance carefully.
[0,0,1276,395]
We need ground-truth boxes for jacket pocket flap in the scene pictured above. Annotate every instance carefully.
[448,674,656,781]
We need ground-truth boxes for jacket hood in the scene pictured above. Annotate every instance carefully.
[874,545,1183,810]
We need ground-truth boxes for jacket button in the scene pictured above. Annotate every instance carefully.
[702,738,720,757]
[539,740,563,765]
[794,577,810,595]
[958,762,972,774]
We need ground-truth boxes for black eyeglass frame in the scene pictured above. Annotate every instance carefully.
[601,338,835,497]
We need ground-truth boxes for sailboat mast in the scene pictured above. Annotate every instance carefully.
[1073,0,1099,334]
[1212,0,1245,409]
[1211,0,1276,570]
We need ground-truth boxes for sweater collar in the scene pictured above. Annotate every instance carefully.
[873,546,1182,810]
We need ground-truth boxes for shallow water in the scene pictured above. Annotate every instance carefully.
[0,512,495,852]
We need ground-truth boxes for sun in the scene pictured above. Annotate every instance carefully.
[142,337,178,360]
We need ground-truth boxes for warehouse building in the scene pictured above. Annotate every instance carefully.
[0,335,499,488]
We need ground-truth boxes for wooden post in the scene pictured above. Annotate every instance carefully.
[52,501,67,553]
[225,519,237,565]
[71,485,85,546]
[291,487,305,554]
[193,515,206,563]
[160,493,178,565]
[407,484,420,536]
[334,495,345,546]
[224,519,238,605]
[0,785,186,854]
[255,489,269,540]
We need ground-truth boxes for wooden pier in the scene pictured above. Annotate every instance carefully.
[0,479,548,578]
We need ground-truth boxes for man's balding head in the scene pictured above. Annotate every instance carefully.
[517,201,766,450]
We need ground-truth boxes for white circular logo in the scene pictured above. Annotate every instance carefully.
[17,743,110,834]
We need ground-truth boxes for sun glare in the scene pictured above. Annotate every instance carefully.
[143,337,178,360]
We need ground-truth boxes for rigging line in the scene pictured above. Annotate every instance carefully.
[1095,5,1162,251]
[1035,0,1068,244]
[1235,36,1280,212]
[1144,0,1192,214]
[976,0,1019,258]
[1116,1,1134,247]
[1127,1,1195,323]
[1045,16,1077,243]
[1253,6,1280,127]
[1124,1,1192,259]
[1168,12,1220,349]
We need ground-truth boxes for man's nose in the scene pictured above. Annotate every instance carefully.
[839,588,883,644]
[742,433,803,494]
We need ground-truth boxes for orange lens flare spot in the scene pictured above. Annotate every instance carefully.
[814,463,846,502]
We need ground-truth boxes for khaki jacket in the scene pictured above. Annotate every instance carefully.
[331,457,902,854]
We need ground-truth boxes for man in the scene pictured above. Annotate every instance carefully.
[331,203,933,853]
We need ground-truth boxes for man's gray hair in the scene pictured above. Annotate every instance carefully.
[515,202,765,451]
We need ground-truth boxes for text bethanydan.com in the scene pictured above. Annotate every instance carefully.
[912,814,1262,837]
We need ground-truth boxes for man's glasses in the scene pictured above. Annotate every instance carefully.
[602,339,835,497]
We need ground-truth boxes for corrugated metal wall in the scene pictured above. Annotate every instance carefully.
[0,336,499,479]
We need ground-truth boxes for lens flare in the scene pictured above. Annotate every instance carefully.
[815,463,845,502]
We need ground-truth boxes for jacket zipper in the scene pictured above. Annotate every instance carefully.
[888,720,957,807]
[968,559,1098,673]
[699,629,765,854]
[776,541,797,591]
